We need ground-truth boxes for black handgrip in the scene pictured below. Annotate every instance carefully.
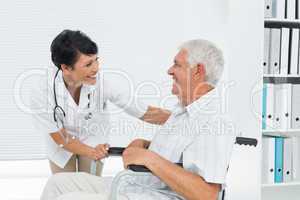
[108,147,125,156]
[128,163,183,172]
[235,137,257,147]
[128,164,151,172]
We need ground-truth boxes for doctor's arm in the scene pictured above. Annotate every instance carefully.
[106,80,171,125]
[140,106,171,125]
[50,129,108,160]
[122,147,220,200]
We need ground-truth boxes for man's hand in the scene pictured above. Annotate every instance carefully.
[122,147,155,169]
[127,139,150,149]
[86,143,109,160]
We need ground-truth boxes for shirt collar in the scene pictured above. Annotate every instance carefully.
[53,69,97,109]
[185,88,218,118]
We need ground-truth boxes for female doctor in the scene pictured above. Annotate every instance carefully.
[31,30,170,176]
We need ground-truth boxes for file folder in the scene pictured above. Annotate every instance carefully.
[264,28,271,74]
[275,137,284,183]
[270,29,281,74]
[262,137,275,184]
[262,84,268,130]
[265,0,273,18]
[290,28,299,75]
[274,84,292,129]
[275,0,286,19]
[273,84,282,129]
[287,0,296,19]
[266,83,275,129]
[292,137,300,181]
[285,84,293,130]
[280,28,290,75]
[283,137,293,182]
[291,84,300,129]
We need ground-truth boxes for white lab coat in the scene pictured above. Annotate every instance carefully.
[31,67,147,168]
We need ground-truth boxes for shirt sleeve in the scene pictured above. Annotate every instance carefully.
[102,76,148,118]
[182,134,235,185]
[30,76,59,135]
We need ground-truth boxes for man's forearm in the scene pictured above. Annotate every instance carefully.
[145,151,220,200]
[141,106,171,125]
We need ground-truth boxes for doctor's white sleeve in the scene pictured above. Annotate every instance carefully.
[182,134,235,185]
[30,82,59,135]
[103,78,148,118]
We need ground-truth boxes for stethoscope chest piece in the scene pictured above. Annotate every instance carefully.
[84,112,93,120]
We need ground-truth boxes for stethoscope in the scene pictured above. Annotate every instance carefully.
[52,69,101,174]
[53,69,93,129]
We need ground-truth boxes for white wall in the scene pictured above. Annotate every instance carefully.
[0,0,262,199]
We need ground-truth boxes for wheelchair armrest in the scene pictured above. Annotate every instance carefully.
[128,163,183,172]
[235,137,257,147]
[108,147,125,156]
[128,164,152,172]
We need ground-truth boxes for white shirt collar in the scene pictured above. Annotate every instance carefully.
[54,69,97,109]
[185,88,218,118]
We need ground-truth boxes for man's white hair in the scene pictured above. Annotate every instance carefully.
[180,39,224,87]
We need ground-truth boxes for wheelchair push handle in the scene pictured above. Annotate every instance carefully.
[235,137,257,147]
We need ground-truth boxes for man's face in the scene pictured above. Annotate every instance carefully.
[167,49,195,101]
[65,53,100,85]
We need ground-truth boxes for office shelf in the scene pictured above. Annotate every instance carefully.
[262,129,300,137]
[263,74,300,78]
[262,181,300,188]
[265,18,300,28]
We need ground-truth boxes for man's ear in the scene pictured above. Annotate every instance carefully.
[196,63,206,80]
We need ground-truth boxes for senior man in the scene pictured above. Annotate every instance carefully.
[41,39,236,200]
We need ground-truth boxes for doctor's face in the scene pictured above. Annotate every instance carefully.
[67,53,100,85]
[167,49,197,103]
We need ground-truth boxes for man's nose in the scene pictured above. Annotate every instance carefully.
[167,66,173,75]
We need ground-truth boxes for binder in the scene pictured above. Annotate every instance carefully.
[283,137,293,182]
[285,84,293,130]
[280,28,290,75]
[264,28,271,74]
[289,28,299,75]
[291,84,300,129]
[292,137,300,181]
[274,84,292,129]
[265,0,273,18]
[270,29,281,74]
[262,84,268,130]
[297,0,300,19]
[266,83,275,129]
[275,0,286,19]
[275,137,284,183]
[287,0,296,19]
[273,84,283,129]
[262,137,275,184]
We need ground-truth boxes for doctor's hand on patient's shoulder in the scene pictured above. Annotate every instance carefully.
[127,139,150,149]
[122,147,156,169]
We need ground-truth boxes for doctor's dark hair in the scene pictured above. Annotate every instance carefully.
[50,30,98,69]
